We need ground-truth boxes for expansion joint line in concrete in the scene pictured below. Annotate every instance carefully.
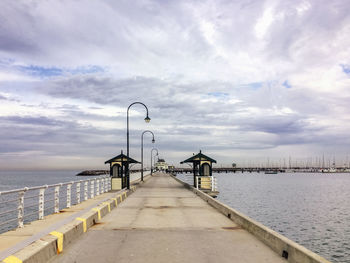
[76,218,87,232]
[102,202,111,212]
[50,231,64,254]
[91,208,102,220]
[111,198,118,206]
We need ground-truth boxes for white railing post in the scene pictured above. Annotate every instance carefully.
[18,190,25,228]
[54,186,60,213]
[67,183,72,208]
[211,176,214,191]
[76,182,81,204]
[101,178,105,193]
[196,176,199,189]
[84,181,88,201]
[90,179,95,198]
[108,177,111,191]
[39,186,46,219]
[105,177,109,192]
[96,179,100,196]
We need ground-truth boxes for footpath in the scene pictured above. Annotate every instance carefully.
[0,173,148,262]
[49,173,286,263]
[1,172,331,263]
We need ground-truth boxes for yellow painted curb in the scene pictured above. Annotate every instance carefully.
[118,194,122,201]
[76,217,87,232]
[3,255,22,263]
[111,197,118,206]
[92,208,101,220]
[50,231,64,254]
[102,202,111,212]
[123,192,127,199]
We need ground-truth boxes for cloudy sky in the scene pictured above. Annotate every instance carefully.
[1,0,350,170]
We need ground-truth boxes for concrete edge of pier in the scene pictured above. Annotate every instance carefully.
[0,174,152,263]
[170,174,331,263]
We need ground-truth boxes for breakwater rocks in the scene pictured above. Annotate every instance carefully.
[76,170,110,176]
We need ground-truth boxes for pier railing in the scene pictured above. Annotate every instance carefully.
[0,176,111,233]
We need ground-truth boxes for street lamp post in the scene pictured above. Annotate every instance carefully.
[151,148,158,175]
[127,102,151,189]
[141,130,155,181]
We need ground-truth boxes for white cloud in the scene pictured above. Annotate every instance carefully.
[1,0,350,168]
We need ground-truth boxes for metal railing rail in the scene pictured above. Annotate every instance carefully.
[0,176,111,233]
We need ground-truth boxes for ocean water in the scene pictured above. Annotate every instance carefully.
[177,172,350,263]
[0,170,96,233]
[0,170,82,191]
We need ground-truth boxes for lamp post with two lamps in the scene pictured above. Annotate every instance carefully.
[127,102,151,189]
[141,130,155,181]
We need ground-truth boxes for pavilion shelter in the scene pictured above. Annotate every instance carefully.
[180,150,217,187]
[105,150,140,190]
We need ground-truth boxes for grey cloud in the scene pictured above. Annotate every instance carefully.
[0,2,39,54]
[2,116,64,126]
[0,115,124,156]
[240,115,308,135]
[265,1,350,63]
[34,74,337,139]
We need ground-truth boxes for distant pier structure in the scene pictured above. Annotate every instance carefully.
[170,167,285,174]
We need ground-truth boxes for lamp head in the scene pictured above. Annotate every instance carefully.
[152,139,155,143]
[144,116,151,123]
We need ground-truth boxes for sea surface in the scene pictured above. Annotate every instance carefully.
[177,172,350,263]
[0,170,82,191]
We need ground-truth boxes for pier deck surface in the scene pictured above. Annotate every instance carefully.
[0,172,147,260]
[50,173,285,263]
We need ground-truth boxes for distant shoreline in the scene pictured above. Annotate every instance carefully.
[76,169,144,176]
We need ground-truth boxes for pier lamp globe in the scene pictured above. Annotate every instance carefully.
[144,116,151,123]
[152,138,155,143]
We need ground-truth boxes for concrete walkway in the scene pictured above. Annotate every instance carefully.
[0,172,149,260]
[49,173,285,263]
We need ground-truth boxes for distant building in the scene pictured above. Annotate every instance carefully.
[155,158,168,171]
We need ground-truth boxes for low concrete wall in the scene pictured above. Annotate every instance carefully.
[170,174,331,263]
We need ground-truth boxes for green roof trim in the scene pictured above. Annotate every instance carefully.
[180,151,217,164]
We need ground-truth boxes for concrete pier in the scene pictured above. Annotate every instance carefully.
[49,173,285,263]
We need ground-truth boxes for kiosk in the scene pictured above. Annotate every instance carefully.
[105,150,140,190]
[180,150,219,197]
